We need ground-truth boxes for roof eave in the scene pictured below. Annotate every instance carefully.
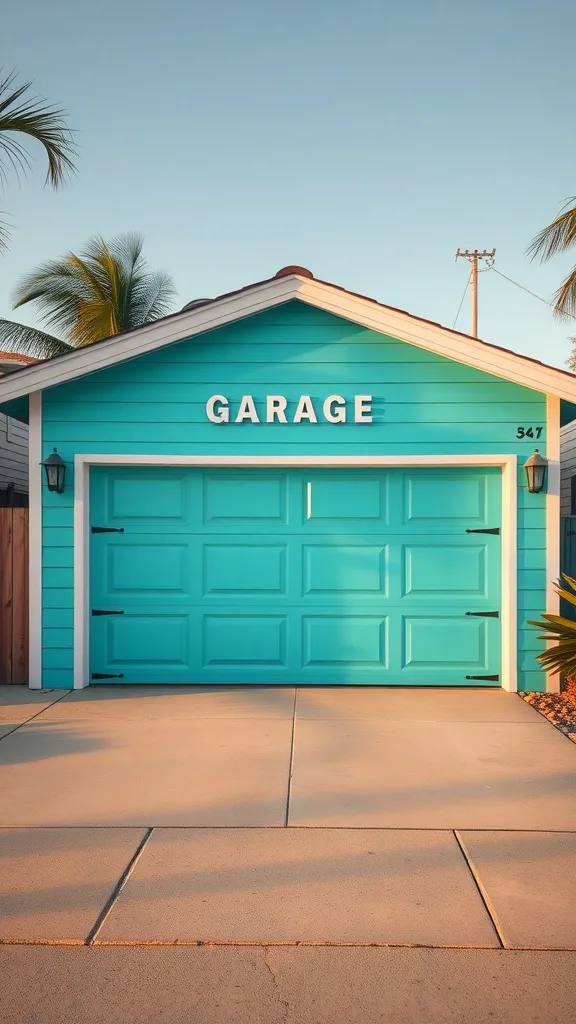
[0,272,574,403]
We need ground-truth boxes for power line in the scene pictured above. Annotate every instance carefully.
[452,271,470,329]
[489,265,576,323]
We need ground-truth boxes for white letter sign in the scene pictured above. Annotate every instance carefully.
[354,395,373,423]
[205,394,375,424]
[293,395,318,423]
[235,395,260,423]
[206,395,229,423]
[323,395,346,423]
[266,395,288,423]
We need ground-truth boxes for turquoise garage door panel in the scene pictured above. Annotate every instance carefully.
[89,467,501,685]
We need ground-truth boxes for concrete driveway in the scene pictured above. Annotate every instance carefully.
[2,684,576,1023]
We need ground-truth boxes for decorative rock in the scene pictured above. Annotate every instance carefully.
[519,691,576,742]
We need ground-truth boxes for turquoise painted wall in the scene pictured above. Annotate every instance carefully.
[41,300,548,689]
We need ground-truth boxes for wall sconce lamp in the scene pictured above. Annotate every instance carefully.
[42,448,66,494]
[524,448,547,494]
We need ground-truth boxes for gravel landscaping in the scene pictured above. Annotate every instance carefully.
[520,678,576,743]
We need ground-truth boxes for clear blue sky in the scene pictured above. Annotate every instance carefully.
[3,0,576,367]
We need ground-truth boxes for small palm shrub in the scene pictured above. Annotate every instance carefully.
[530,574,576,677]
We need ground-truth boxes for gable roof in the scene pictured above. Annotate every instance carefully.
[0,266,574,403]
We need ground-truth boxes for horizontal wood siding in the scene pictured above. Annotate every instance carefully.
[0,414,28,492]
[41,301,549,690]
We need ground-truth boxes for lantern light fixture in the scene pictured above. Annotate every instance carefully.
[523,448,547,494]
[42,448,66,494]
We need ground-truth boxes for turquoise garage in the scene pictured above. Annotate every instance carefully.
[0,266,573,692]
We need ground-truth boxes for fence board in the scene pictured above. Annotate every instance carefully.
[11,509,28,683]
[0,509,13,682]
[0,507,29,683]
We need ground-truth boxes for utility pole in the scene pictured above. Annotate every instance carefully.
[455,249,495,337]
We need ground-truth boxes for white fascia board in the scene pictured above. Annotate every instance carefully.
[0,275,299,403]
[296,279,576,402]
[1,272,575,403]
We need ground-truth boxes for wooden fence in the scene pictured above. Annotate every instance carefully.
[0,508,28,683]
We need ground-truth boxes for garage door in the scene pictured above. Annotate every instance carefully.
[89,466,501,685]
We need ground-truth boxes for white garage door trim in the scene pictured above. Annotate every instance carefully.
[67,453,518,691]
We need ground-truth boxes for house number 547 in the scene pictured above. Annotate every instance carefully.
[516,427,543,439]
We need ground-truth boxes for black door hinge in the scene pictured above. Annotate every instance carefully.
[91,672,125,680]
[465,611,499,618]
[91,526,125,534]
[466,527,500,535]
[92,609,125,616]
[466,674,499,681]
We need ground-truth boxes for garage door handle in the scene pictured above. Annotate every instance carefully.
[91,526,125,534]
[466,675,499,681]
[92,609,125,616]
[465,611,499,618]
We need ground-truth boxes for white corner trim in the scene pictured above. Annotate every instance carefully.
[546,395,561,693]
[500,456,518,692]
[73,457,90,688]
[1,275,576,404]
[28,392,42,689]
[73,453,518,691]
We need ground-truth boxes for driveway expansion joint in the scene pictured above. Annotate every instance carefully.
[0,690,71,743]
[284,689,298,827]
[85,827,154,945]
[453,830,505,948]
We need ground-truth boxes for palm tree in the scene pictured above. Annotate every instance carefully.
[527,199,576,319]
[0,69,76,249]
[0,233,175,358]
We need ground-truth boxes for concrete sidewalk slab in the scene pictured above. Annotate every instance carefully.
[40,685,296,721]
[0,686,68,726]
[289,719,576,829]
[295,687,543,723]
[0,827,145,942]
[3,945,576,1024]
[265,946,576,1024]
[0,718,292,826]
[458,830,576,949]
[98,827,498,946]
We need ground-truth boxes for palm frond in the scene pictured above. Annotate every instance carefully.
[529,573,576,675]
[128,270,175,326]
[74,299,118,347]
[0,210,11,252]
[527,198,576,263]
[0,69,76,189]
[13,259,88,338]
[8,232,175,347]
[556,574,576,607]
[550,268,576,320]
[104,233,145,333]
[0,318,73,358]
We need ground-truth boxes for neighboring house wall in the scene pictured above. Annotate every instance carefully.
[560,419,576,516]
[39,301,549,690]
[0,413,28,493]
